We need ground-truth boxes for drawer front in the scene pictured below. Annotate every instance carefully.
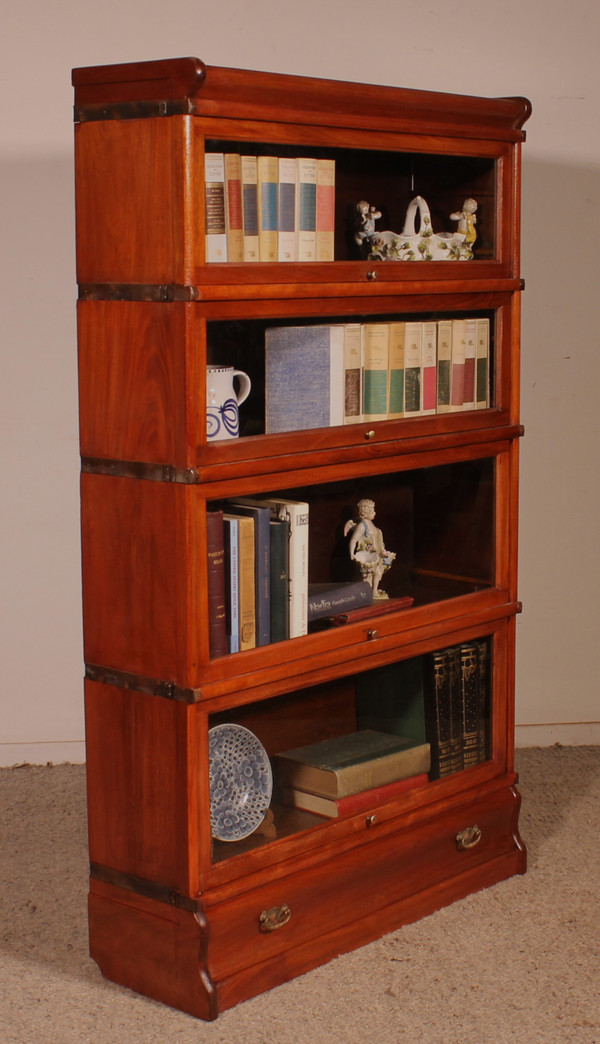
[206,784,521,981]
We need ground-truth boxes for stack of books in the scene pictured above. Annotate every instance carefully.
[264,318,490,433]
[425,638,490,778]
[204,153,335,263]
[275,729,430,818]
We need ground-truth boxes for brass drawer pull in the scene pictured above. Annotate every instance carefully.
[456,824,482,850]
[259,903,292,933]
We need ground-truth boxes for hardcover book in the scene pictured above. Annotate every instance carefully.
[265,324,345,432]
[227,501,271,646]
[277,156,297,262]
[476,318,490,409]
[463,318,477,410]
[275,730,427,799]
[436,319,453,414]
[403,321,422,417]
[282,772,429,818]
[450,318,467,411]
[204,153,227,262]
[307,581,372,622]
[224,153,244,263]
[460,642,481,766]
[224,512,256,651]
[315,158,335,262]
[388,321,406,419]
[296,157,317,261]
[241,155,259,261]
[206,509,227,657]
[343,323,363,424]
[269,517,290,643]
[257,155,278,261]
[222,514,240,654]
[234,496,309,639]
[425,646,463,778]
[362,323,389,421]
[421,320,438,416]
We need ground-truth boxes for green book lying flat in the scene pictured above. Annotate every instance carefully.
[275,729,431,799]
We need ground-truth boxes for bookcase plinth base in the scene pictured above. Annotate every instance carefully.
[88,781,526,1020]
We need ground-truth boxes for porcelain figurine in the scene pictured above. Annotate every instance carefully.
[450,198,478,248]
[344,498,396,599]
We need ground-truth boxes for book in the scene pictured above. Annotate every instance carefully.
[403,321,422,417]
[257,155,278,262]
[277,156,297,262]
[241,155,259,262]
[475,318,490,409]
[222,514,240,654]
[275,729,427,799]
[224,153,244,263]
[282,772,429,818]
[273,498,309,639]
[204,153,227,262]
[362,323,389,421]
[265,324,345,432]
[315,158,335,262]
[388,322,405,419]
[425,646,463,778]
[330,595,414,625]
[460,643,480,766]
[307,581,372,622]
[421,320,438,416]
[450,318,467,411]
[224,512,256,651]
[227,501,271,646]
[296,157,317,261]
[436,319,453,414]
[206,509,227,658]
[475,637,490,761]
[235,496,309,639]
[343,323,363,424]
[269,517,290,643]
[463,318,477,410]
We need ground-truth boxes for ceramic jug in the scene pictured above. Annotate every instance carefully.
[206,365,251,441]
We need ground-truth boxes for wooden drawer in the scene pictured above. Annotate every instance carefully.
[206,783,522,982]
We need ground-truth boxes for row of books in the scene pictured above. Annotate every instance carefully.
[264,317,491,435]
[274,729,431,819]
[207,497,309,657]
[426,639,490,778]
[204,153,335,264]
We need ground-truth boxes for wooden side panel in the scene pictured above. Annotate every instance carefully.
[85,681,204,891]
[77,300,203,465]
[80,474,207,681]
[74,116,197,285]
[89,883,218,1021]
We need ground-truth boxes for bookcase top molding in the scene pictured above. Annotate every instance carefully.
[72,56,531,142]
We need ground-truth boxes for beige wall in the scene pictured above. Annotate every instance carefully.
[1,0,599,764]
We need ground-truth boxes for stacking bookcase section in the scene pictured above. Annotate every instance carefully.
[74,57,529,1020]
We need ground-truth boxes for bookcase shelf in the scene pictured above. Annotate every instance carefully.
[74,56,529,1020]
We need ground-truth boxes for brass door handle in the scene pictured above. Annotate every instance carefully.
[456,824,482,850]
[259,903,292,933]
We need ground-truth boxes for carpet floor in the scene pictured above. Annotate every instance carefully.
[1,746,599,1044]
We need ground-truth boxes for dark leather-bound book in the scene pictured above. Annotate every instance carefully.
[206,509,227,658]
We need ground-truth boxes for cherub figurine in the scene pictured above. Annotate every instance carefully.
[354,200,382,247]
[450,197,478,248]
[344,498,396,599]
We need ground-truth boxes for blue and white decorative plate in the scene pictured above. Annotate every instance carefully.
[208,724,273,842]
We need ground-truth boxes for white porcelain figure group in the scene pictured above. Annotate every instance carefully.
[355,195,477,262]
